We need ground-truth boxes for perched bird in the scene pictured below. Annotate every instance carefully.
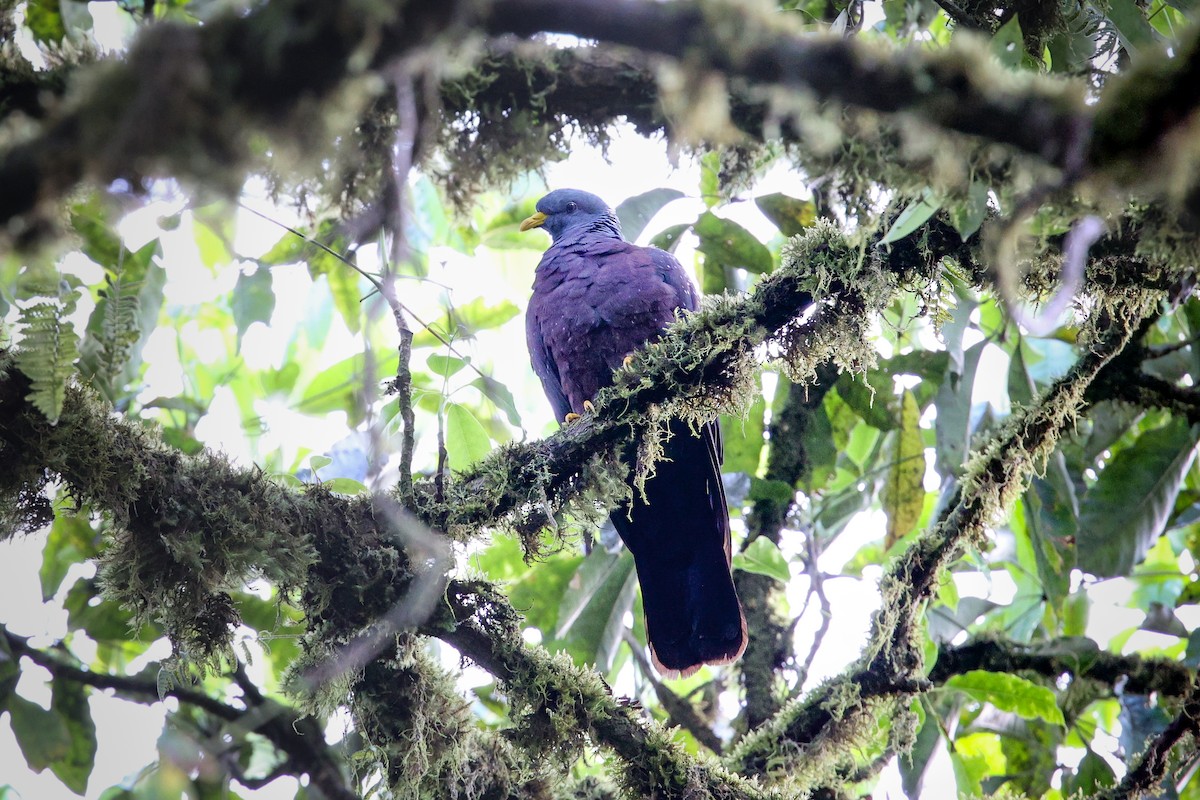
[521,188,747,678]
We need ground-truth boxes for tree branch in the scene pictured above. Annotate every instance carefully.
[10,0,1200,232]
[930,638,1194,697]
[726,293,1157,783]
[433,582,769,800]
[1098,678,1200,800]
[736,364,839,732]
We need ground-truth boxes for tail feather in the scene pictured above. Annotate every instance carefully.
[611,419,747,677]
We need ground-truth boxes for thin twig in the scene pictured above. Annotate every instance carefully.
[382,73,420,503]
[2,626,357,800]
[796,529,832,689]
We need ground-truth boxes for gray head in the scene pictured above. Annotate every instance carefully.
[520,188,622,242]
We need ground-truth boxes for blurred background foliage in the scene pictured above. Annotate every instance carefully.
[3,0,1200,798]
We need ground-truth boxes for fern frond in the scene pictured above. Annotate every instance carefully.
[97,268,144,379]
[15,283,82,424]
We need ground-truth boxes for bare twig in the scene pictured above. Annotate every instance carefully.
[795,530,832,689]
[377,72,421,502]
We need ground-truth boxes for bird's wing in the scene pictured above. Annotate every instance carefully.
[648,245,700,313]
[526,301,572,423]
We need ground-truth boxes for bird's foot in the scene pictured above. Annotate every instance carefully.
[564,400,596,424]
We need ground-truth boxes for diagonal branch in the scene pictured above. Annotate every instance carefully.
[1097,677,1200,800]
[726,292,1158,787]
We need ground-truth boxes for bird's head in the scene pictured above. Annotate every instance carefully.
[520,189,622,242]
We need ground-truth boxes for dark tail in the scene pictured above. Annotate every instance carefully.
[611,419,747,678]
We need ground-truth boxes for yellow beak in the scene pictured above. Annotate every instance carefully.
[520,211,548,232]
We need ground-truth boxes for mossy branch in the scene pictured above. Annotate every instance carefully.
[724,291,1157,790]
[930,637,1195,698]
[432,581,774,800]
[8,0,1199,236]
[1096,676,1200,800]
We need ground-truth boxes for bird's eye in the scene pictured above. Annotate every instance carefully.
[566,201,578,212]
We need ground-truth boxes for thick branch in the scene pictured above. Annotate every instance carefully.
[433,582,768,800]
[485,0,1088,168]
[930,638,1194,698]
[12,0,1200,230]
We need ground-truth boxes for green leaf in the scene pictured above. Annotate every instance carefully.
[445,403,492,470]
[949,180,989,241]
[25,0,66,42]
[64,578,153,642]
[47,676,97,793]
[1077,418,1199,577]
[693,212,774,276]
[296,351,397,423]
[1065,751,1116,795]
[934,341,986,478]
[836,372,897,430]
[8,693,72,773]
[880,189,940,245]
[721,392,766,475]
[192,219,231,270]
[40,513,98,601]
[700,151,720,208]
[616,188,684,242]
[324,477,367,495]
[556,548,638,670]
[947,670,1065,726]
[883,390,925,549]
[733,536,790,583]
[413,299,520,347]
[1047,27,1097,74]
[649,223,690,254]
[318,259,364,335]
[1023,475,1073,608]
[990,14,1026,69]
[472,375,522,428]
[69,200,123,268]
[754,193,816,237]
[15,277,82,424]
[77,239,166,402]
[231,268,275,347]
[427,353,466,378]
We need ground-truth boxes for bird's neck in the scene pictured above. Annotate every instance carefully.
[588,213,623,239]
[555,213,623,242]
